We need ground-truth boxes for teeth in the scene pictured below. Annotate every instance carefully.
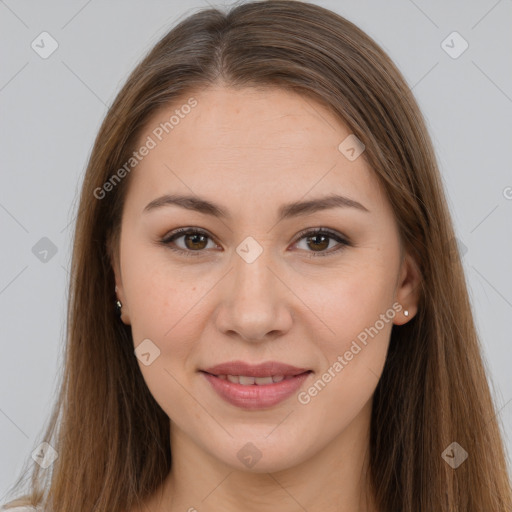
[254,376,274,385]
[219,375,288,385]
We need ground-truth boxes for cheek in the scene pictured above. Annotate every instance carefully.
[121,243,213,376]
[122,255,203,418]
[123,261,172,339]
[298,260,396,410]
[296,276,394,431]
[299,258,397,411]
[120,234,183,334]
[309,260,397,350]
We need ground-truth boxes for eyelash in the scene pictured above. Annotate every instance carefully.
[160,227,351,258]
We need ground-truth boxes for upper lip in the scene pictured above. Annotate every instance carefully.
[201,361,310,378]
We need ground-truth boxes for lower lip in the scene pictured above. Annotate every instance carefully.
[201,371,312,410]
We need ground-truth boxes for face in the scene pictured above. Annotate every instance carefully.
[112,85,419,473]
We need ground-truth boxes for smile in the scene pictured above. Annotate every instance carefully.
[200,369,312,410]
[213,374,292,384]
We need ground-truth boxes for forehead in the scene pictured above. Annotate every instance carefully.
[149,85,350,159]
[127,85,381,214]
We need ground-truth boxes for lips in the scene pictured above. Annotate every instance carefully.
[200,360,312,410]
[202,360,309,378]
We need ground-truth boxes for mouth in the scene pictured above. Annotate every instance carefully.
[199,361,313,410]
[203,373,302,385]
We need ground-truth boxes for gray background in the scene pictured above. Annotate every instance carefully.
[1,0,511,500]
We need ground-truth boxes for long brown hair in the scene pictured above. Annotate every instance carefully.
[3,1,511,510]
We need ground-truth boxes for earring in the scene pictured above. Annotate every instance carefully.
[404,310,409,317]
[116,299,122,315]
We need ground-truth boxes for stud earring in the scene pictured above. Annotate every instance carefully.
[404,310,409,317]
[116,299,122,315]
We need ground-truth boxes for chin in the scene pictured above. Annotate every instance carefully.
[208,435,313,474]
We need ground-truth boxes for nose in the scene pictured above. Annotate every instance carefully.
[214,246,294,343]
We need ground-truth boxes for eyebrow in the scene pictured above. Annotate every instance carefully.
[143,193,369,221]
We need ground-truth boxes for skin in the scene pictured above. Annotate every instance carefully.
[112,85,421,512]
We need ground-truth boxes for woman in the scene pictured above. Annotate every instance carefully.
[3,1,511,511]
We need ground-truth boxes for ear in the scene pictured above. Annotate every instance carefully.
[110,238,131,326]
[393,250,421,326]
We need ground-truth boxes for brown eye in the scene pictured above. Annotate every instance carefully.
[161,228,216,257]
[183,232,208,250]
[161,227,351,258]
[305,233,330,252]
[293,228,350,258]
